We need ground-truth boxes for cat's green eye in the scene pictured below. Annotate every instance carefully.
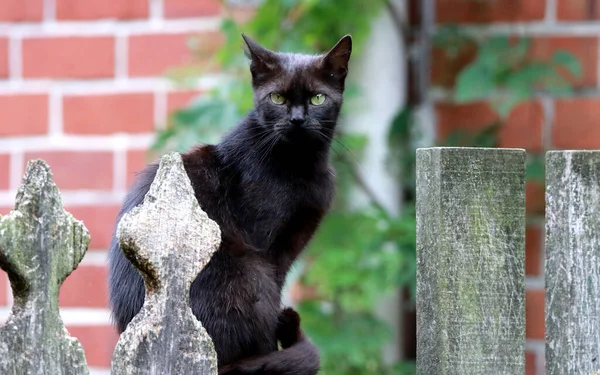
[270,93,286,105]
[310,94,326,106]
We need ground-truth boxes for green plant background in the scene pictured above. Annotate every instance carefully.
[150,1,581,374]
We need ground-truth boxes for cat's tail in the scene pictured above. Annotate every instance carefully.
[218,308,320,375]
[218,339,320,375]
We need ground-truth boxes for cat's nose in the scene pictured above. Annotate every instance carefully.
[290,107,305,126]
[290,117,306,126]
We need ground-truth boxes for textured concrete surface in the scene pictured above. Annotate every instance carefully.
[0,159,90,375]
[416,147,526,375]
[111,152,219,375]
[546,151,600,375]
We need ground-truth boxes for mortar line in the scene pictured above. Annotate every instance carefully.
[541,96,555,151]
[544,0,557,24]
[44,0,56,23]
[48,88,63,136]
[154,90,167,130]
[8,36,21,81]
[8,151,23,191]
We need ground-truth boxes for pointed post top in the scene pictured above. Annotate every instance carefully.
[0,159,89,301]
[0,159,89,374]
[112,152,219,374]
[116,152,221,293]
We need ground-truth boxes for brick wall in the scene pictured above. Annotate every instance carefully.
[0,0,221,373]
[433,1,600,374]
[1,0,597,373]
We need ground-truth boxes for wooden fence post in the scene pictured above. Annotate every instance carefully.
[111,152,219,374]
[416,147,526,375]
[0,160,90,374]
[545,151,600,374]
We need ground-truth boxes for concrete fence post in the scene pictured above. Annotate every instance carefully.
[545,150,600,375]
[110,152,219,374]
[0,160,90,374]
[416,147,526,375]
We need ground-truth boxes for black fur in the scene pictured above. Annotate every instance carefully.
[108,34,352,374]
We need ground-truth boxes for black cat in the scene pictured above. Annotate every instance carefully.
[108,33,352,374]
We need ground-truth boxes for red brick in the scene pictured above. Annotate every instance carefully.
[66,205,120,249]
[57,0,149,20]
[0,154,9,190]
[431,43,477,88]
[128,31,223,77]
[0,271,7,306]
[553,98,600,149]
[435,101,543,151]
[63,93,154,135]
[557,0,600,20]
[167,90,201,114]
[436,102,496,143]
[436,0,545,23]
[526,225,542,276]
[67,325,118,367]
[23,37,114,79]
[0,38,8,78]
[126,150,154,188]
[164,0,221,18]
[60,265,108,307]
[0,0,43,21]
[526,289,545,339]
[23,151,113,190]
[502,102,544,151]
[526,351,536,375]
[526,181,545,215]
[530,37,598,88]
[0,94,48,137]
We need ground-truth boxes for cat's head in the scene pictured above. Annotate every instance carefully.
[242,34,352,144]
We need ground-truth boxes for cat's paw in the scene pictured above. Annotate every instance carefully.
[277,307,303,349]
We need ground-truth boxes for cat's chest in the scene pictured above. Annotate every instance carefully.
[237,176,330,246]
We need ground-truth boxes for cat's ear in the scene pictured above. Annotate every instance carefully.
[241,34,279,81]
[322,35,352,79]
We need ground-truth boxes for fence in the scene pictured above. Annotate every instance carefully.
[0,152,218,374]
[1,147,598,374]
[417,147,600,375]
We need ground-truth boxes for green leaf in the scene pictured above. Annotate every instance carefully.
[455,63,495,102]
[478,36,509,69]
[526,154,545,183]
[506,38,531,65]
[552,50,583,78]
[151,127,176,152]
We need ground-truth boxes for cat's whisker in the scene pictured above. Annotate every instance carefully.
[314,129,361,165]
[254,131,279,166]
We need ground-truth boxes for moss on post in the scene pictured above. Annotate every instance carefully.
[545,151,600,374]
[416,147,526,375]
[0,160,90,374]
[111,152,219,375]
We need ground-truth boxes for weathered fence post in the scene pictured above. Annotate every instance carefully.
[0,160,90,374]
[111,152,219,374]
[416,147,526,374]
[545,151,600,374]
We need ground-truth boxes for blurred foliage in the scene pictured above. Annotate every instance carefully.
[151,0,415,374]
[427,25,581,185]
[434,26,582,117]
